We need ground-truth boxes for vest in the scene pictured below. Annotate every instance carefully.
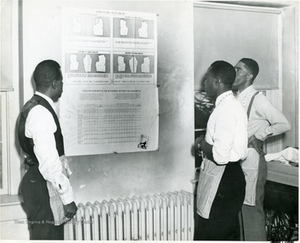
[18,95,64,166]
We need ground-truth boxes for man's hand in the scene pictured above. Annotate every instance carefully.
[194,135,205,157]
[249,135,265,156]
[195,135,205,154]
[63,201,77,219]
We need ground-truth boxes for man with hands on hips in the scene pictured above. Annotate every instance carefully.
[232,58,291,241]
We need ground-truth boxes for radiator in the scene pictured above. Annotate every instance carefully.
[64,190,194,241]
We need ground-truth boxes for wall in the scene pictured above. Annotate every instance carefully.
[22,0,195,204]
[281,4,299,148]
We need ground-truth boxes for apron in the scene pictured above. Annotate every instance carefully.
[196,157,226,219]
[241,148,260,205]
[47,155,72,226]
[241,91,259,206]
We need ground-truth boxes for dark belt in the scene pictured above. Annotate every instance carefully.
[228,160,242,164]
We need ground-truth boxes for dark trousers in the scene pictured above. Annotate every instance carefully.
[194,162,246,241]
[20,165,64,240]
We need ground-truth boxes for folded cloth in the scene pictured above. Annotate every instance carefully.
[265,147,299,166]
[47,182,70,226]
[46,156,73,226]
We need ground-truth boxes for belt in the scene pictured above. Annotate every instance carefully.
[228,160,242,164]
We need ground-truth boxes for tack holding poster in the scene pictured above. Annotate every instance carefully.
[60,7,158,156]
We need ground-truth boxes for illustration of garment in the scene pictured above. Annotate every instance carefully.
[118,56,126,72]
[129,56,138,73]
[93,18,103,36]
[70,54,79,71]
[95,55,106,72]
[83,55,92,72]
[141,57,150,73]
[138,21,148,38]
[120,19,128,36]
[72,17,81,33]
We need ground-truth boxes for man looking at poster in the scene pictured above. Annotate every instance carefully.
[194,60,248,240]
[233,58,291,240]
[18,60,77,240]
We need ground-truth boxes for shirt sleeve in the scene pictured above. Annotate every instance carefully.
[212,110,236,164]
[26,105,74,205]
[254,95,291,141]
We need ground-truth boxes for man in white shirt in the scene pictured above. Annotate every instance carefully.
[18,60,77,240]
[232,58,291,240]
[194,61,248,240]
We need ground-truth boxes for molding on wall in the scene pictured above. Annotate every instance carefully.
[193,1,284,14]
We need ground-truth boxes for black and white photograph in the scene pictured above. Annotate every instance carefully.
[0,0,299,241]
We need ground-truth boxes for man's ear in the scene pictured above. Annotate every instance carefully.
[215,78,221,85]
[52,80,58,89]
[247,73,253,81]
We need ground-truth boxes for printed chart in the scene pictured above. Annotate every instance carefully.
[60,8,158,156]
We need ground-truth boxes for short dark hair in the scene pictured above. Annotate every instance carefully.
[239,58,259,81]
[33,60,61,90]
[209,60,236,85]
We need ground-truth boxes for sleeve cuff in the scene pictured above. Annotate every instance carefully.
[59,188,75,205]
[255,130,273,141]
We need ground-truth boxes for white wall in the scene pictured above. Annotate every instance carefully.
[281,4,299,148]
[22,0,195,204]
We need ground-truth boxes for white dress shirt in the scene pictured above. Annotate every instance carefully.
[237,85,291,141]
[205,90,248,164]
[25,92,74,205]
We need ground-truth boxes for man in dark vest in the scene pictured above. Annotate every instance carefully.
[18,60,77,240]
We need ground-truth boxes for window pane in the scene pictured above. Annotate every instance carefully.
[1,0,13,91]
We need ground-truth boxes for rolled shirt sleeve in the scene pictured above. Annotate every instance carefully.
[251,95,291,141]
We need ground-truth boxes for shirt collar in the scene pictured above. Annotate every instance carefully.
[215,90,233,107]
[35,91,56,111]
[238,85,255,101]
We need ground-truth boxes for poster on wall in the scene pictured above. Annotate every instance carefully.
[60,8,158,156]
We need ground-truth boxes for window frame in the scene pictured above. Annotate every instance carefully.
[0,0,21,196]
[0,92,9,194]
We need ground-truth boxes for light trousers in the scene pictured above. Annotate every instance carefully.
[241,154,267,240]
